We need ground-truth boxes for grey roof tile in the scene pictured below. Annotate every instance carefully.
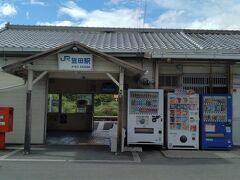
[185,32,240,50]
[0,24,240,54]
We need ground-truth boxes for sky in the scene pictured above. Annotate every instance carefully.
[0,0,240,30]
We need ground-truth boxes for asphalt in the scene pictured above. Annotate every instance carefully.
[1,145,240,180]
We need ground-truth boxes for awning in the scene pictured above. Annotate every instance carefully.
[2,41,146,76]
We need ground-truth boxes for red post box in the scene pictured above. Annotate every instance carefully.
[0,107,14,149]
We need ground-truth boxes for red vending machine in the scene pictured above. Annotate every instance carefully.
[0,107,14,149]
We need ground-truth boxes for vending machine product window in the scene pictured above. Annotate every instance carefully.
[167,93,199,149]
[127,89,164,145]
[129,91,159,115]
[200,94,232,150]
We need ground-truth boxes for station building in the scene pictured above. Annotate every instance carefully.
[0,24,240,150]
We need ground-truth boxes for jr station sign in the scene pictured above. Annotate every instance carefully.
[58,53,93,71]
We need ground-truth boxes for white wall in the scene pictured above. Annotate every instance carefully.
[232,65,240,145]
[0,78,47,144]
[232,88,240,145]
[0,84,26,143]
[0,70,25,89]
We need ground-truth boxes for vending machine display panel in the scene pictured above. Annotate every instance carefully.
[127,89,164,145]
[200,94,232,150]
[167,93,199,149]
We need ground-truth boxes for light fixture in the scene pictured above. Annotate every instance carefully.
[72,46,78,52]
[176,64,183,70]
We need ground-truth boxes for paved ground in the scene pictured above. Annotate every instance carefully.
[161,148,240,159]
[1,145,240,180]
[46,121,115,145]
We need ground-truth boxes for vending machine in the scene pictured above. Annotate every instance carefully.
[167,90,199,149]
[200,94,232,150]
[127,89,164,145]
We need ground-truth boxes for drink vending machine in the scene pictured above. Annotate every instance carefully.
[127,89,164,145]
[200,94,232,150]
[167,90,199,149]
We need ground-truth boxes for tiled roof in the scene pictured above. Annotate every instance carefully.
[0,24,240,55]
[184,30,240,50]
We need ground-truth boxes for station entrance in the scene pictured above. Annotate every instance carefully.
[1,41,145,153]
[46,78,118,146]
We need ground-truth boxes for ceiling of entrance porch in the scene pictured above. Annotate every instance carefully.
[49,71,118,80]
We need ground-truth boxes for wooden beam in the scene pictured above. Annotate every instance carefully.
[106,73,120,87]
[58,93,63,122]
[155,60,159,89]
[32,71,48,86]
[117,67,124,153]
[209,62,213,93]
[24,68,33,155]
[229,64,233,93]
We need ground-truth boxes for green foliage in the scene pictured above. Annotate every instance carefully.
[64,94,77,102]
[94,94,118,116]
[48,93,118,116]
[62,95,76,113]
[94,94,115,106]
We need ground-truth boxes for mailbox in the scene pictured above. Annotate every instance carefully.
[0,107,14,149]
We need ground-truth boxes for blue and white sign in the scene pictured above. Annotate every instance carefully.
[58,54,93,71]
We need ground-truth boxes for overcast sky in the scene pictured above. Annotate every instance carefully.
[0,0,240,30]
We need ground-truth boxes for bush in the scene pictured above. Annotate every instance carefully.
[94,94,118,116]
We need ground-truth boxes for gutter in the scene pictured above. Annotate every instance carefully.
[150,50,240,61]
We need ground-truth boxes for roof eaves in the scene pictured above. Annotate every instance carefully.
[2,41,76,72]
[152,49,240,60]
[2,41,146,75]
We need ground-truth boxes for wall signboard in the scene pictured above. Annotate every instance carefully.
[58,54,93,71]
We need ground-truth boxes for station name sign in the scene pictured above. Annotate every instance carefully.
[58,54,93,71]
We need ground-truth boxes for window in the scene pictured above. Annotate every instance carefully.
[182,74,228,94]
[48,94,93,113]
[61,94,77,113]
[61,94,93,113]
[48,94,59,112]
[159,75,181,89]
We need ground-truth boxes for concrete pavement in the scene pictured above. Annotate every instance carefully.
[1,156,240,180]
[161,148,240,159]
[1,145,240,180]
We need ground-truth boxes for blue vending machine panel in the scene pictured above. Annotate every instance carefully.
[200,94,232,150]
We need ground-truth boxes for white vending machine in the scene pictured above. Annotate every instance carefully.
[127,89,164,145]
[167,91,199,149]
